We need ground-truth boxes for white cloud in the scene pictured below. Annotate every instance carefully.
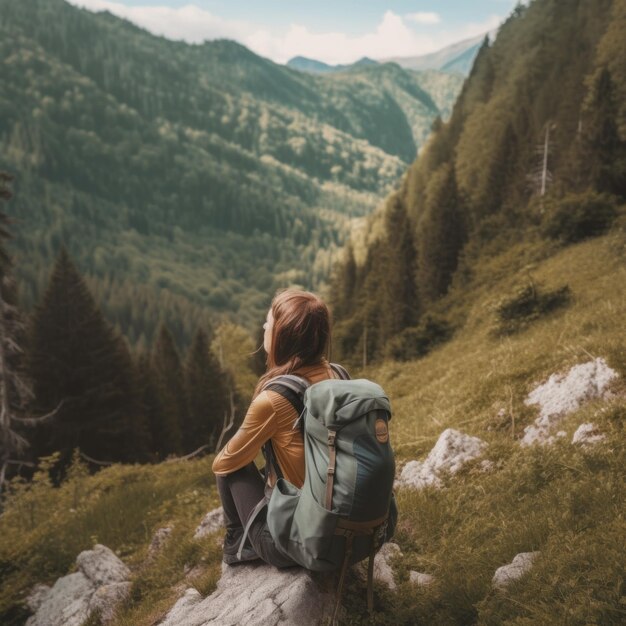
[67,2,505,65]
[68,0,254,43]
[405,12,441,25]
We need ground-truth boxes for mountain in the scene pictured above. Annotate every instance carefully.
[331,0,625,364]
[286,56,378,73]
[0,0,463,346]
[382,32,490,75]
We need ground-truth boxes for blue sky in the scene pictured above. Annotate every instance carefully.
[68,0,521,64]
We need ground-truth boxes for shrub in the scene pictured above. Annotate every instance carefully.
[493,281,571,335]
[385,315,453,361]
[542,191,617,243]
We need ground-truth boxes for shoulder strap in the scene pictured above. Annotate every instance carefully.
[330,363,351,380]
[260,374,310,482]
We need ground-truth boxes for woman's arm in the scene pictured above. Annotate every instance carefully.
[212,391,278,476]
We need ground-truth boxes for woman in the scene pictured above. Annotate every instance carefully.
[212,288,347,567]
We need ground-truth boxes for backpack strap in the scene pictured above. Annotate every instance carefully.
[330,362,351,380]
[261,374,310,482]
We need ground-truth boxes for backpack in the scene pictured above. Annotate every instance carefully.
[248,363,398,621]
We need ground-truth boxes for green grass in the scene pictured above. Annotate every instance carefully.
[1,218,625,625]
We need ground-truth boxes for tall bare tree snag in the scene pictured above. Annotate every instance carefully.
[0,173,58,494]
[527,122,556,209]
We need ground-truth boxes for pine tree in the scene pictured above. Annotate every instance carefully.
[417,164,467,303]
[151,324,185,456]
[583,67,626,198]
[28,247,139,468]
[184,328,229,452]
[378,196,419,342]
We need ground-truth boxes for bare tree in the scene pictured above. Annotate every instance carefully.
[527,122,557,209]
[0,173,59,495]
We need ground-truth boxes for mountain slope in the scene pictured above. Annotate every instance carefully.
[331,0,626,364]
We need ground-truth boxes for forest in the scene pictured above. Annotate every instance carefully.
[0,0,463,344]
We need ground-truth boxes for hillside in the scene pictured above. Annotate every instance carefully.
[331,0,626,365]
[0,0,463,342]
[1,218,623,626]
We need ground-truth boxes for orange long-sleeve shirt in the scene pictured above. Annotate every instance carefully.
[212,359,342,488]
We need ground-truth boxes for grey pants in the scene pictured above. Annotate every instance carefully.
[215,463,296,568]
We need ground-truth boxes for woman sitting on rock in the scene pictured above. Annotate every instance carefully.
[212,288,349,566]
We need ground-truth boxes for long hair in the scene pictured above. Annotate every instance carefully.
[253,289,331,398]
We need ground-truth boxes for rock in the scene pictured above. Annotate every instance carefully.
[409,571,435,587]
[371,542,402,591]
[572,422,606,446]
[26,545,131,626]
[396,429,487,490]
[25,584,51,613]
[77,544,131,586]
[521,358,618,446]
[26,572,94,626]
[492,552,540,589]
[194,507,225,540]
[159,562,332,626]
[88,582,132,624]
[148,527,173,559]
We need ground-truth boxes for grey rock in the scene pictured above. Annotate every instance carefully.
[396,429,487,490]
[77,544,131,586]
[371,542,402,591]
[88,581,132,624]
[159,562,332,625]
[194,507,225,540]
[25,584,51,613]
[25,572,94,626]
[522,358,617,446]
[572,422,606,446]
[148,527,173,559]
[492,552,540,589]
[409,571,435,586]
[26,544,131,626]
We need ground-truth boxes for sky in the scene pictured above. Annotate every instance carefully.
[67,0,521,65]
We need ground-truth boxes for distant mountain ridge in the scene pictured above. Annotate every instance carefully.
[286,56,379,74]
[381,32,493,75]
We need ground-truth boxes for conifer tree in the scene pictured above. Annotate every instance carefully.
[417,164,467,303]
[378,196,419,342]
[583,67,626,198]
[28,247,139,468]
[184,328,229,452]
[151,324,185,455]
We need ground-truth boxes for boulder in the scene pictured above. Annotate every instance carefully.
[88,582,132,623]
[396,429,487,490]
[148,527,173,559]
[77,544,131,586]
[409,571,435,587]
[194,507,225,540]
[572,422,606,446]
[26,545,131,626]
[25,584,51,613]
[159,562,332,626]
[492,552,540,589]
[26,572,94,626]
[521,358,617,446]
[370,542,402,591]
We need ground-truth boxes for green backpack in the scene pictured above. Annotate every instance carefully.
[258,364,397,620]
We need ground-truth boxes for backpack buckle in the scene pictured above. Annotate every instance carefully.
[328,431,337,446]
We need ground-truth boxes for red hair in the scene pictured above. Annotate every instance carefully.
[254,289,331,397]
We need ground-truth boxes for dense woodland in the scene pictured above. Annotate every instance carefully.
[0,174,241,480]
[331,0,626,366]
[0,0,463,344]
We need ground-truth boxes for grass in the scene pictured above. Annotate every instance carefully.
[1,215,625,625]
